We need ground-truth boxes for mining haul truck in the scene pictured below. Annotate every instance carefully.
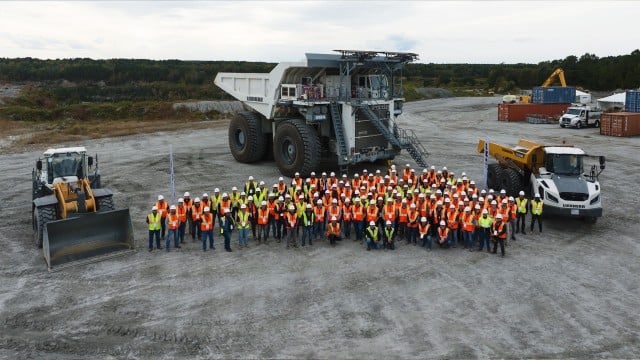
[214,50,429,177]
[32,147,134,271]
[478,139,605,222]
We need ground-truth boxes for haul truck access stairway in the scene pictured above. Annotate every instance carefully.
[215,50,429,177]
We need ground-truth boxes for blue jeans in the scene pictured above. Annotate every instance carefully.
[178,222,186,243]
[166,229,178,250]
[463,230,474,248]
[343,220,352,238]
[301,226,314,245]
[478,228,491,251]
[406,227,416,244]
[354,220,364,240]
[420,234,432,249]
[148,229,160,249]
[268,218,278,238]
[314,222,325,240]
[202,230,214,251]
[238,228,249,246]
[366,237,380,250]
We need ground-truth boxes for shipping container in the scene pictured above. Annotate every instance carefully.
[532,86,577,104]
[600,112,640,137]
[497,103,570,122]
[625,90,640,112]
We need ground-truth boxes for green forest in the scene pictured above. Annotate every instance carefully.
[1,50,638,122]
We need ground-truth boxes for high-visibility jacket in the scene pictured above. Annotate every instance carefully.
[366,226,378,241]
[492,221,507,239]
[266,201,279,220]
[406,210,419,228]
[328,205,341,220]
[219,199,232,215]
[255,188,267,204]
[183,199,192,215]
[296,201,306,217]
[257,208,269,225]
[301,211,315,227]
[418,223,430,237]
[191,205,203,221]
[516,197,528,214]
[352,179,361,190]
[285,212,298,229]
[531,200,543,215]
[510,204,517,220]
[211,194,221,210]
[237,211,250,229]
[200,213,214,231]
[201,198,210,210]
[383,204,397,222]
[398,206,409,223]
[432,207,445,224]
[327,222,341,235]
[462,213,475,232]
[177,205,187,222]
[402,168,411,181]
[366,206,379,222]
[155,201,168,217]
[342,205,353,221]
[167,213,179,230]
[230,192,240,208]
[314,205,326,223]
[437,227,449,241]
[384,227,395,241]
[147,213,161,231]
[478,215,493,228]
[244,181,257,196]
[277,183,287,196]
[353,204,364,221]
[447,211,459,229]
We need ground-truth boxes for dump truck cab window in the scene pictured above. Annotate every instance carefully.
[546,153,583,175]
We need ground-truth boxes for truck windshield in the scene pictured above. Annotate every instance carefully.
[565,108,581,115]
[545,154,583,175]
[48,152,84,181]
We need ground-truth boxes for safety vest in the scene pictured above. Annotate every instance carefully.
[296,201,306,217]
[384,227,394,240]
[531,200,543,215]
[191,205,203,221]
[353,204,364,221]
[398,206,409,223]
[177,205,187,222]
[407,210,419,228]
[437,227,449,240]
[285,212,297,228]
[237,211,250,229]
[492,221,507,239]
[244,182,256,196]
[383,204,397,222]
[230,192,240,207]
[201,198,210,210]
[292,177,303,188]
[257,208,269,225]
[266,201,278,220]
[200,213,213,231]
[462,213,475,232]
[447,211,459,229]
[314,205,326,222]
[478,215,493,228]
[418,223,430,236]
[155,201,168,217]
[402,169,411,181]
[516,197,528,214]
[255,188,267,204]
[328,222,340,235]
[211,195,221,209]
[219,199,232,215]
[510,204,517,220]
[366,226,378,240]
[148,213,161,231]
[366,206,378,222]
[342,205,353,221]
[301,211,315,227]
[328,205,341,219]
[167,213,179,230]
[277,183,287,196]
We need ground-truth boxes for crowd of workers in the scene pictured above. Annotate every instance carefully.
[146,164,544,257]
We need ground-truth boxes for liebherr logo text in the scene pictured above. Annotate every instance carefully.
[563,204,585,209]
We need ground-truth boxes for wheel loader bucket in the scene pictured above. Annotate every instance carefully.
[43,209,135,271]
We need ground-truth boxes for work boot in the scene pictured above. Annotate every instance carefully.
[148,248,153,252]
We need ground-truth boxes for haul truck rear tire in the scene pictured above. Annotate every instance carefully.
[228,112,265,163]
[504,167,523,196]
[273,119,320,178]
[487,163,504,191]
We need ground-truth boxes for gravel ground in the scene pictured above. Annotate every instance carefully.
[1,96,639,358]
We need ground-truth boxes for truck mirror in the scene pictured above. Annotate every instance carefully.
[599,156,605,170]
[88,156,94,167]
[36,160,42,171]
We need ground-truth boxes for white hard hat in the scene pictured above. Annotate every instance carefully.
[470,180,476,185]
[203,193,209,197]
[178,198,184,203]
[354,197,361,202]
[330,171,336,176]
[475,204,481,209]
[299,195,305,199]
[449,204,455,209]
[465,206,471,211]
[375,169,381,174]
[152,206,158,211]
[279,196,285,201]
[332,199,338,203]
[322,172,327,176]
[442,166,447,171]
[502,199,508,204]
[444,198,451,203]
[158,195,164,200]
[418,193,425,198]
[430,165,436,170]
[430,194,436,199]
[496,213,503,219]
[240,204,247,209]
[440,221,446,226]
[317,199,323,204]
[344,198,351,202]
[169,205,176,210]
[240,191,246,196]
[215,188,220,192]
[387,198,393,202]
[295,172,300,176]
[232,186,238,191]
[436,200,443,205]
[306,204,312,209]
[421,217,427,222]
[204,206,210,212]
[261,201,267,206]
[491,200,497,205]
[310,172,316,176]
[194,197,201,202]
[331,216,337,221]
[285,194,290,198]
[410,203,416,208]
[500,189,506,194]
[508,196,514,201]
[259,181,265,185]
[289,205,295,210]
[519,191,525,196]
[222,193,228,197]
[183,192,190,197]
[369,221,376,226]
[248,196,254,200]
[535,193,541,198]
[482,209,488,214]
[248,176,254,180]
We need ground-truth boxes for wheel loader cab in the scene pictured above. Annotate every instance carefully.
[43,147,88,185]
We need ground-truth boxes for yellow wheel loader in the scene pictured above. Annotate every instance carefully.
[32,147,134,271]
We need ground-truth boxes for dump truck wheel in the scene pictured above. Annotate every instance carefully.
[594,120,600,128]
[487,164,504,190]
[273,119,320,177]
[228,112,265,163]
[97,196,115,212]
[34,206,56,248]
[504,167,523,196]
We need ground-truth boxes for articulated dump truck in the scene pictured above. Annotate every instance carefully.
[478,139,605,223]
[32,147,134,271]
[214,50,429,177]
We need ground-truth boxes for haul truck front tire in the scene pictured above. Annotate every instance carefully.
[228,112,266,163]
[273,119,320,178]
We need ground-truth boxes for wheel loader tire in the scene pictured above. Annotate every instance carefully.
[487,163,504,191]
[34,206,56,248]
[228,111,265,163]
[273,119,320,177]
[97,196,115,212]
[504,167,523,197]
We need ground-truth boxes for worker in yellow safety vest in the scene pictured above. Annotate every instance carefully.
[530,193,544,233]
[515,190,528,235]
[146,206,162,251]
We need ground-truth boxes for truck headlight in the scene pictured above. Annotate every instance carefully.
[547,193,559,203]
[590,195,600,205]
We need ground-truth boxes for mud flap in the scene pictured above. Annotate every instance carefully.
[43,209,135,271]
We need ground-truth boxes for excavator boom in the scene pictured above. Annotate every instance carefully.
[541,68,567,87]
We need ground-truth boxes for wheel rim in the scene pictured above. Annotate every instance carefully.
[233,129,246,148]
[280,137,296,165]
[595,121,600,128]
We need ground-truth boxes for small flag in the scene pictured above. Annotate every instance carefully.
[483,137,489,190]
[169,145,175,204]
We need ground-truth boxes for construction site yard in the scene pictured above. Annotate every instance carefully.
[1,96,639,358]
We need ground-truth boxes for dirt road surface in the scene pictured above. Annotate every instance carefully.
[1,97,639,358]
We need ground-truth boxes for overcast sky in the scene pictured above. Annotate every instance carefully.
[1,1,638,64]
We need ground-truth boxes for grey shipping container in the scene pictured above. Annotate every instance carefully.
[532,86,577,104]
